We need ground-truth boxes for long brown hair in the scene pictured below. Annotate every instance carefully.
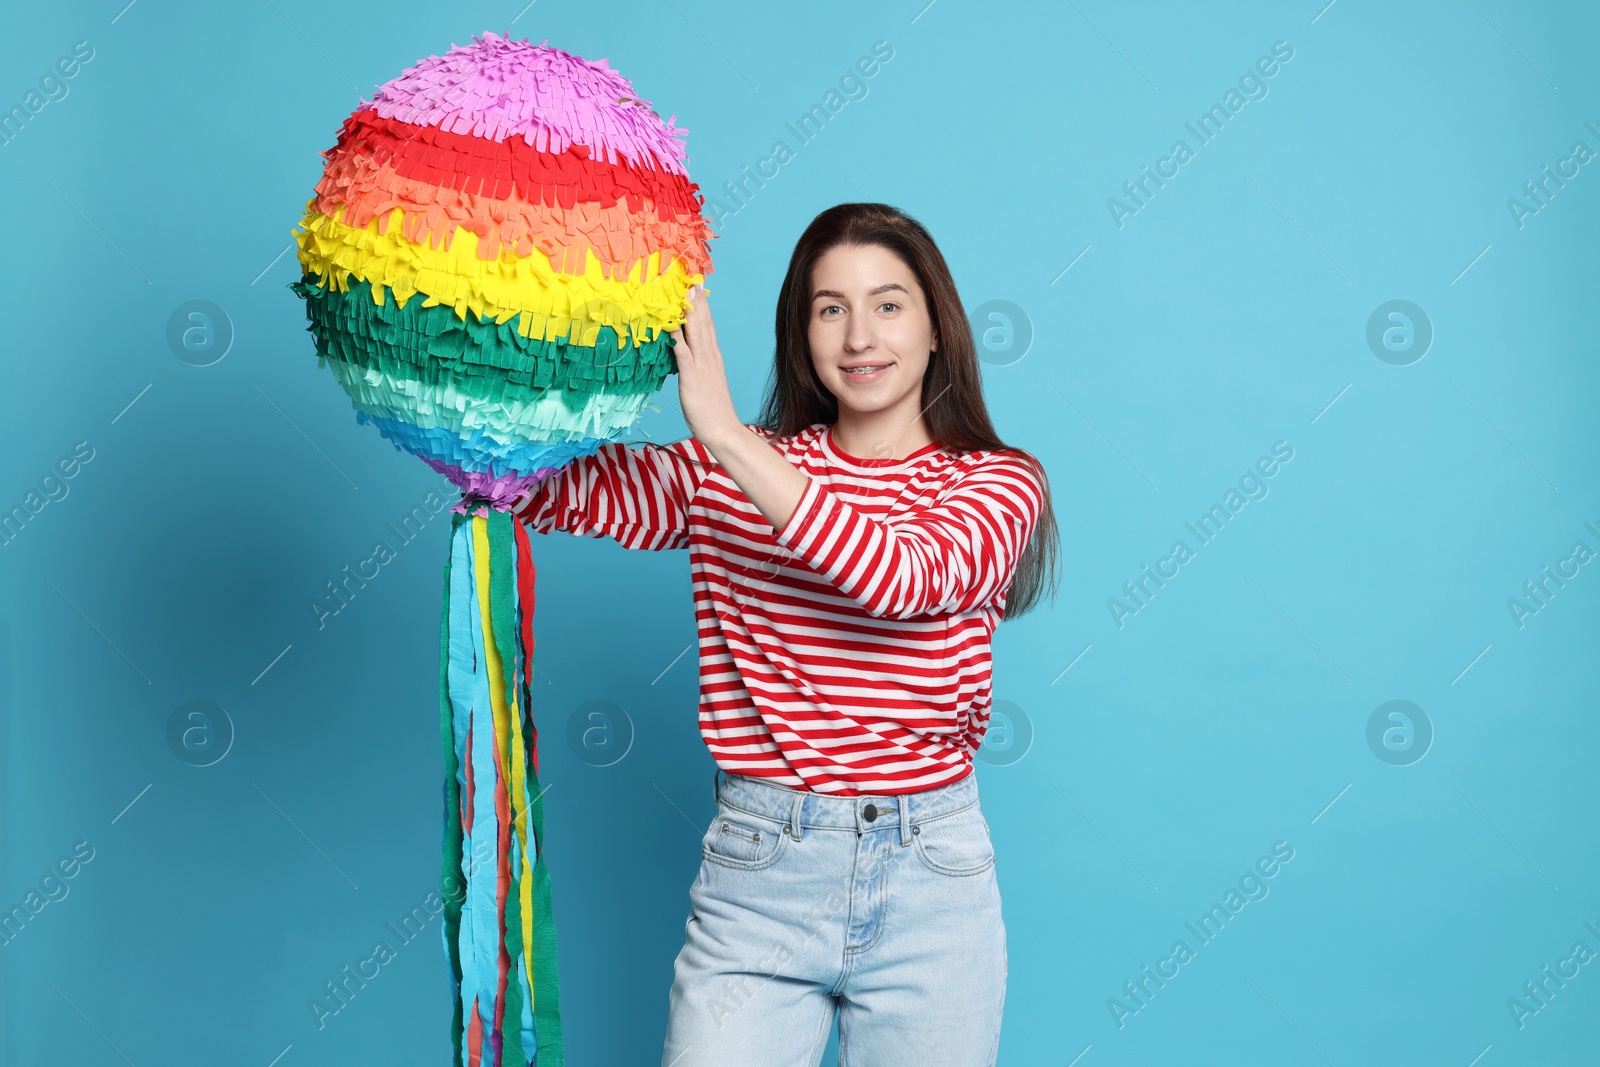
[752,202,1060,619]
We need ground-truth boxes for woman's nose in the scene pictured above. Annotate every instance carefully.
[845,322,875,352]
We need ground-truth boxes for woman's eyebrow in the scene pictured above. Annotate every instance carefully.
[811,282,910,301]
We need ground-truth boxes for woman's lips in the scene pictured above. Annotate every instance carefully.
[840,363,890,384]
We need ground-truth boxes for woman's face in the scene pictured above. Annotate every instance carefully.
[806,242,936,417]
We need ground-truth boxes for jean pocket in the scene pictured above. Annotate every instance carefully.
[911,805,995,877]
[702,804,790,870]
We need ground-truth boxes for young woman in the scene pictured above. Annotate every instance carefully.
[514,202,1060,1067]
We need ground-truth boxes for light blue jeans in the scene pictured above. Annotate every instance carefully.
[662,768,1007,1066]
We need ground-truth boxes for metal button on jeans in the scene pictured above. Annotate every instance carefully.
[863,803,878,822]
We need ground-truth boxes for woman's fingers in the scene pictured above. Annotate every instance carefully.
[683,284,715,359]
[673,283,718,376]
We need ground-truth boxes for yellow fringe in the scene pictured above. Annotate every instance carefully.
[293,199,703,347]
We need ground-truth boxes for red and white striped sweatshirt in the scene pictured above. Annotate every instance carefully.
[512,421,1044,796]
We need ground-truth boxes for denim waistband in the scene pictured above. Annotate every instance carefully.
[712,767,981,846]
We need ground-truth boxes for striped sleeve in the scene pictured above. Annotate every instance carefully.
[511,434,717,551]
[772,451,1044,620]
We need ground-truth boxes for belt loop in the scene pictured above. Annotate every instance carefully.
[790,792,804,842]
[899,792,913,846]
[713,767,722,806]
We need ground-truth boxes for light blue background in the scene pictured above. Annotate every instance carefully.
[2,1,1597,1064]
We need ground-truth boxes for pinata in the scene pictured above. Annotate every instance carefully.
[288,32,713,1065]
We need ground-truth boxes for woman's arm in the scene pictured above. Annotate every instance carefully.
[511,434,717,550]
[669,285,811,532]
[670,285,1043,619]
[769,451,1044,620]
[698,422,1043,620]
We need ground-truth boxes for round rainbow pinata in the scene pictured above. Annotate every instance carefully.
[287,32,713,1067]
[291,30,713,508]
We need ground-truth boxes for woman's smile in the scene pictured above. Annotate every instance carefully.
[840,361,892,383]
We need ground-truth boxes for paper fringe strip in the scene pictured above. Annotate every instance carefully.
[441,509,562,1065]
[369,32,691,175]
[340,381,656,472]
[312,108,710,277]
[290,276,677,395]
[322,353,660,445]
[294,202,696,348]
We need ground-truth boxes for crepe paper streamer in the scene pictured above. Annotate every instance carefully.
[290,277,676,394]
[290,31,713,1066]
[441,510,558,1063]
[323,353,660,445]
[367,35,693,173]
[296,204,699,348]
[312,109,710,277]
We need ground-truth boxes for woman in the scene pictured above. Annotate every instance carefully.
[514,202,1060,1066]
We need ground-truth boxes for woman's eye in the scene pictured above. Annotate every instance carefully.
[879,302,899,313]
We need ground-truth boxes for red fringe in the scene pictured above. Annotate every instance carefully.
[324,108,708,223]
[513,517,540,778]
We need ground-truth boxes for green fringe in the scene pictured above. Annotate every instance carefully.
[440,512,467,1066]
[290,275,678,395]
[320,354,658,442]
[488,511,562,1063]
